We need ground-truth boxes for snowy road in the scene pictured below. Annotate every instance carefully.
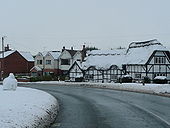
[21,84,170,128]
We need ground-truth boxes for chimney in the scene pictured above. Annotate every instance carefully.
[81,44,86,61]
[5,44,11,52]
[62,46,65,52]
[82,45,85,50]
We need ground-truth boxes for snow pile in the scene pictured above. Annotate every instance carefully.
[0,86,59,128]
[3,73,17,91]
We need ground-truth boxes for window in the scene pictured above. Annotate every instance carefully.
[46,60,51,65]
[111,75,117,80]
[37,60,42,65]
[155,57,166,64]
[61,59,70,65]
[135,74,141,78]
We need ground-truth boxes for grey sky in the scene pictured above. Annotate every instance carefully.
[0,0,170,54]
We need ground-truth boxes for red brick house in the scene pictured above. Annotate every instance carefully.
[0,50,34,79]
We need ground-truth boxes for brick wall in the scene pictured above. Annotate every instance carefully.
[0,51,34,77]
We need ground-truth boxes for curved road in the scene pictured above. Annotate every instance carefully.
[22,84,170,128]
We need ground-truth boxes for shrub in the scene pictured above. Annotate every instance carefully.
[143,76,151,83]
[42,75,53,81]
[30,75,53,82]
[119,75,133,83]
[153,76,168,84]
[30,76,42,82]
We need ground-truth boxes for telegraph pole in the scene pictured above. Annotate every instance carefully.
[1,36,6,80]
[2,37,4,58]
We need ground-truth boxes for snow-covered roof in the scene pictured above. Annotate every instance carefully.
[0,51,34,62]
[0,51,15,58]
[49,51,61,59]
[81,39,169,69]
[39,51,48,57]
[82,49,126,70]
[88,49,126,56]
[124,39,168,64]
[30,66,42,71]
[19,51,34,62]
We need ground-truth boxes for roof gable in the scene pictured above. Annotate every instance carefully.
[30,66,42,72]
[69,61,83,72]
[48,51,61,59]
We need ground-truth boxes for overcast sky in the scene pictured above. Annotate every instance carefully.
[0,0,170,54]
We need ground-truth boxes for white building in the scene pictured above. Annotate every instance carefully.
[31,51,61,76]
[58,46,86,74]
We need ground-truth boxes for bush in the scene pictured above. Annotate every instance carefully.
[119,75,133,83]
[143,76,151,83]
[75,77,84,82]
[153,76,168,84]
[30,75,53,82]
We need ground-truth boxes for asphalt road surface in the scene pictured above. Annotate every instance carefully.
[21,84,170,128]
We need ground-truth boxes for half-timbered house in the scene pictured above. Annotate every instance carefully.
[123,39,170,81]
[80,49,125,82]
[68,39,170,83]
[68,61,84,81]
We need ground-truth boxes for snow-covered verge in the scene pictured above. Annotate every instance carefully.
[0,86,59,128]
[19,81,170,97]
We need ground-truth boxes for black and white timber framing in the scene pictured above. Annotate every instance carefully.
[124,50,170,81]
[68,61,84,81]
[84,65,123,83]
[68,39,170,83]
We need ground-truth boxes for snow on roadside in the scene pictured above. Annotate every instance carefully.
[19,81,170,95]
[0,86,59,128]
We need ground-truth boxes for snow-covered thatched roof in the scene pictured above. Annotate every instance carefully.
[82,39,169,70]
[88,49,126,56]
[82,49,126,70]
[124,39,168,64]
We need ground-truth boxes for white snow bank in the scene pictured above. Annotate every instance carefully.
[19,81,170,96]
[0,86,59,128]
